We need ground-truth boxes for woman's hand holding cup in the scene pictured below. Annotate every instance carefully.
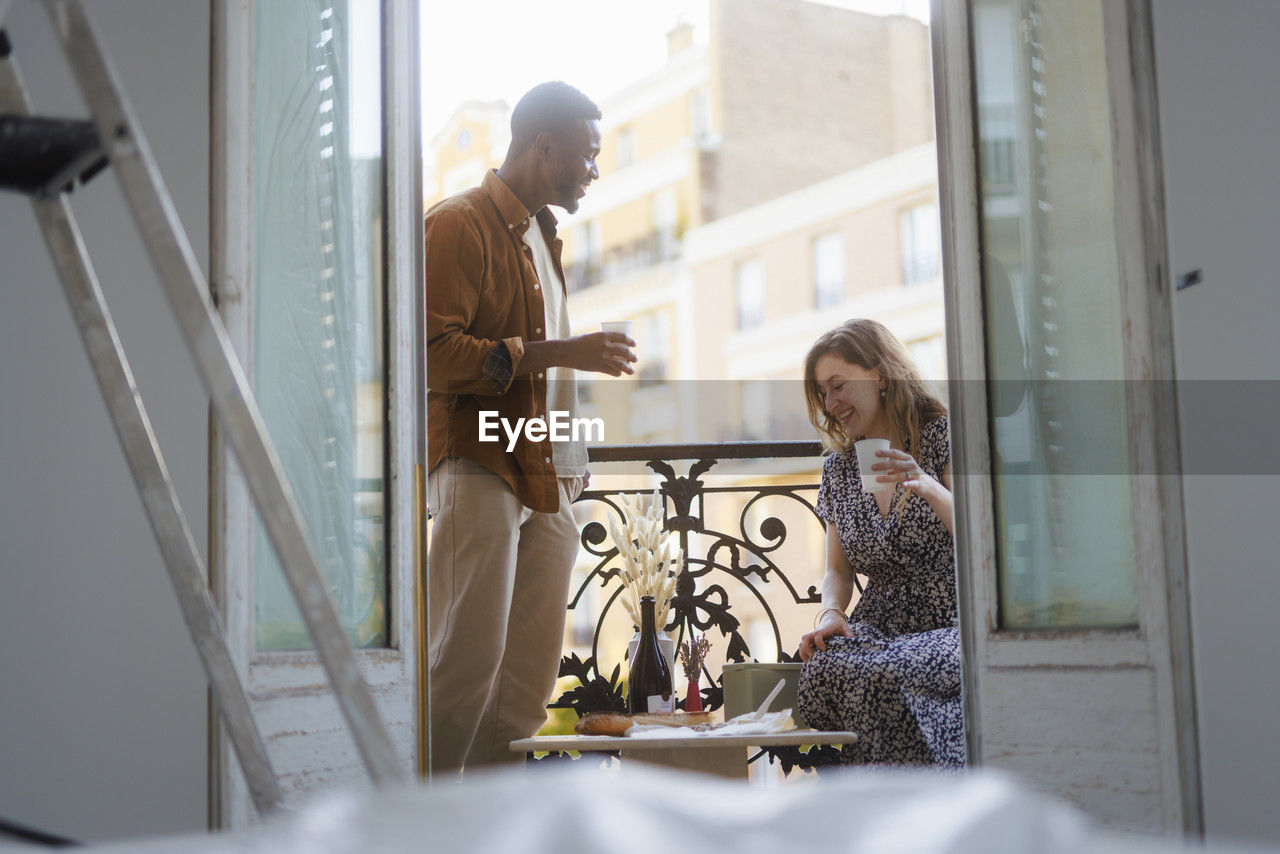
[871,448,937,499]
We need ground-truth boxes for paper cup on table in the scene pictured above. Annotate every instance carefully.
[854,438,891,493]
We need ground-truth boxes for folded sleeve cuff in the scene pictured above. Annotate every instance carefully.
[482,337,525,392]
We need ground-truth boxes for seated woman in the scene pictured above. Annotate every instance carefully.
[796,319,963,768]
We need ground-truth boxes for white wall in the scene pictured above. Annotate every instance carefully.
[0,0,210,842]
[1153,0,1280,844]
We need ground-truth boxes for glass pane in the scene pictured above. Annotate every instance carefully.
[252,0,387,650]
[813,232,845,309]
[901,203,941,285]
[973,0,1139,629]
[735,259,765,330]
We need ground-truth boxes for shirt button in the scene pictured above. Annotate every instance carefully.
[535,327,542,334]
[544,457,551,464]
[537,372,544,379]
[533,283,541,291]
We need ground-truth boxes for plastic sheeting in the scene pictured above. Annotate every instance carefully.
[35,764,1278,854]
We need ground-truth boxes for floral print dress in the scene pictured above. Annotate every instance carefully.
[797,417,965,767]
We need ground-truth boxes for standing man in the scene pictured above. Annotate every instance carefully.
[425,82,635,777]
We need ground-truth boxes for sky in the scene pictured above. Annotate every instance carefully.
[418,0,930,143]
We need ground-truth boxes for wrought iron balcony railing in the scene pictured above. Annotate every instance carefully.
[547,440,855,771]
[564,228,681,292]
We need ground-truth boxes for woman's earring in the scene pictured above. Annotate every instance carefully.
[880,388,886,400]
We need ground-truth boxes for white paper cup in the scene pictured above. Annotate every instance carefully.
[600,321,634,339]
[854,437,891,493]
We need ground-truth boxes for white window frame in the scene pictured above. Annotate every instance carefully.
[209,0,423,825]
[931,0,1198,833]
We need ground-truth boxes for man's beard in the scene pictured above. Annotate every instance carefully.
[553,189,580,214]
[552,170,584,213]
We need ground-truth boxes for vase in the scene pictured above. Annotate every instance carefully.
[684,677,703,712]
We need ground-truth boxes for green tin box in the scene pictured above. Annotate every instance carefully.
[721,662,806,728]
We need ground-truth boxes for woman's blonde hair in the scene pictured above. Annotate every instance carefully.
[803,318,947,455]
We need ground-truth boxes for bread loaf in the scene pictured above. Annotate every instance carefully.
[574,712,633,736]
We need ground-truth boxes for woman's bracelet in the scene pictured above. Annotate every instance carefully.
[813,607,847,629]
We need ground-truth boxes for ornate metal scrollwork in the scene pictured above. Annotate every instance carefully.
[546,445,839,772]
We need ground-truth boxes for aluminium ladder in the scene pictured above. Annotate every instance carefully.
[0,0,408,812]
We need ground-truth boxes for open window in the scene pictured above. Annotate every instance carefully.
[209,0,422,824]
[933,0,1196,832]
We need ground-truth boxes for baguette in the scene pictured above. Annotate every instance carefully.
[574,712,633,736]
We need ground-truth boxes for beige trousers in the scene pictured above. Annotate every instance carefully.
[426,457,581,776]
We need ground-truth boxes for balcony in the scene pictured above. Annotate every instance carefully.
[546,440,863,771]
[565,228,681,293]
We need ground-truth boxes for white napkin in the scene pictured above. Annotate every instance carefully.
[710,708,796,735]
[627,678,799,738]
[625,708,796,738]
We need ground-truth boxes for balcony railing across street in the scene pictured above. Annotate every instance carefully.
[564,227,680,292]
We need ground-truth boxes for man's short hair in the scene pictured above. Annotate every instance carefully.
[510,81,601,147]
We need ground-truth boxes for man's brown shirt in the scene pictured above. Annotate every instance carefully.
[426,170,567,513]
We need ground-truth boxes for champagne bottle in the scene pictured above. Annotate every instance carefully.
[627,595,674,714]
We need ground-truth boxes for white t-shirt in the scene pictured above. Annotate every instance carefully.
[523,220,588,477]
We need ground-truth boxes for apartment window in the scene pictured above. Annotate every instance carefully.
[901,202,941,285]
[617,126,637,169]
[813,232,846,309]
[735,259,766,330]
[652,188,679,262]
[690,88,712,139]
[568,220,602,292]
[652,189,678,232]
[579,220,601,263]
[637,311,671,387]
[980,136,1017,193]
